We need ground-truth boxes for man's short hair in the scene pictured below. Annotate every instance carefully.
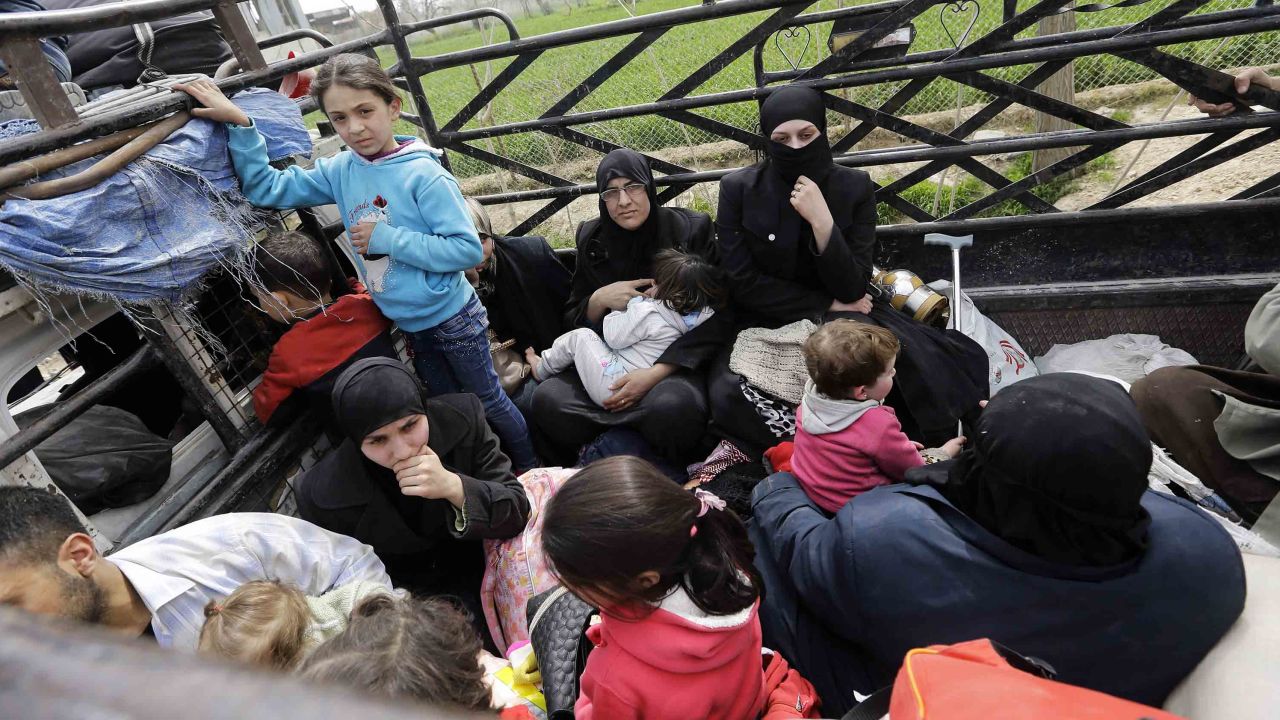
[802,320,901,397]
[251,231,332,301]
[0,486,86,565]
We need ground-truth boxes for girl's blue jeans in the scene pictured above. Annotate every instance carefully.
[405,295,538,471]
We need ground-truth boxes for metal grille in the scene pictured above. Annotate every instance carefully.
[986,301,1254,367]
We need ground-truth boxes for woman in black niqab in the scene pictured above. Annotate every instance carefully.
[910,373,1153,566]
[710,84,990,453]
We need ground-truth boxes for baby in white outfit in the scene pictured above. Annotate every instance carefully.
[527,250,722,407]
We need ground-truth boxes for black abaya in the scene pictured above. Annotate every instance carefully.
[710,86,988,452]
[531,149,726,464]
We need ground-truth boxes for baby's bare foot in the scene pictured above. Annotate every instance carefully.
[524,347,542,379]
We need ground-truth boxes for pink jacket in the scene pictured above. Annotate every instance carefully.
[791,392,924,514]
[575,588,766,720]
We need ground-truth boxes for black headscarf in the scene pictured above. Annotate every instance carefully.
[595,149,662,278]
[760,85,835,184]
[911,373,1153,567]
[331,357,426,444]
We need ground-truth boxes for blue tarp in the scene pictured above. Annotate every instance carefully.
[0,88,312,303]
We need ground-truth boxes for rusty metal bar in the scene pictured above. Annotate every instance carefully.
[0,36,77,128]
[2,113,191,202]
[212,0,267,72]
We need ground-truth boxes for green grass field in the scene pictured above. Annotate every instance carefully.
[361,0,1277,179]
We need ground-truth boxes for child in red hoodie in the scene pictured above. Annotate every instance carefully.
[791,321,966,514]
[249,231,396,426]
[542,456,768,720]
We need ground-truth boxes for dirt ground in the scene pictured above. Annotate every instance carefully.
[459,74,1280,244]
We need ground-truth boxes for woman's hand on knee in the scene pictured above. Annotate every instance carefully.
[394,446,465,507]
[603,364,675,412]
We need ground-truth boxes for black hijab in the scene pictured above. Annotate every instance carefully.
[595,149,662,277]
[910,373,1153,567]
[331,357,426,445]
[760,85,835,184]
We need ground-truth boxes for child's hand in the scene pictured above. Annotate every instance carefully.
[349,222,376,255]
[911,441,925,451]
[393,445,465,507]
[941,435,967,458]
[173,78,251,127]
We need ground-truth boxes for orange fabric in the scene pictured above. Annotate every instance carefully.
[760,651,821,719]
[888,639,1186,720]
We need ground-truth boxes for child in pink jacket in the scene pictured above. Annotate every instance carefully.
[791,320,966,514]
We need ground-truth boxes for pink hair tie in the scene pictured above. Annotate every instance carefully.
[690,489,727,537]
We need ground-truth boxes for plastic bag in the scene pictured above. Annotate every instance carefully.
[15,404,174,514]
[1035,333,1197,384]
[929,280,1038,395]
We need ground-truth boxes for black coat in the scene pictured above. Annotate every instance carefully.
[566,207,731,371]
[296,393,530,591]
[481,235,572,354]
[716,163,877,327]
[43,0,231,89]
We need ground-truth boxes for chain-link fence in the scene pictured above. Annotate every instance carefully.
[396,0,1278,180]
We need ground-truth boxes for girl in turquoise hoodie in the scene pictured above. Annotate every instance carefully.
[177,56,536,471]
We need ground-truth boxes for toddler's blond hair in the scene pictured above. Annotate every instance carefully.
[199,580,310,670]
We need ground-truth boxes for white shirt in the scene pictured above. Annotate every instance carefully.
[106,512,393,650]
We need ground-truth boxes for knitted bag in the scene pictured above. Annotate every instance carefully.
[481,467,579,650]
[729,320,818,405]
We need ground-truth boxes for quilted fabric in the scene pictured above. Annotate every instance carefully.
[527,586,595,716]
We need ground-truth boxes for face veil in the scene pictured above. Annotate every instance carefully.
[759,85,835,184]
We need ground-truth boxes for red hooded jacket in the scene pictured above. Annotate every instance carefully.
[252,281,394,424]
[575,588,766,720]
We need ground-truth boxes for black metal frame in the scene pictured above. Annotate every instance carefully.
[403,0,1280,238]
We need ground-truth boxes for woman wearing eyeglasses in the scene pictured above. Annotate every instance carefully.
[530,149,729,466]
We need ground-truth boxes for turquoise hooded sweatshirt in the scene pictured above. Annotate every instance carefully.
[226,124,482,332]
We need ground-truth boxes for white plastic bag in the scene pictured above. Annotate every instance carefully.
[1035,334,1196,384]
[929,280,1038,395]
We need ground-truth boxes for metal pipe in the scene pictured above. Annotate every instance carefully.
[441,11,1280,144]
[0,123,150,191]
[0,347,158,472]
[215,28,337,80]
[0,32,388,166]
[400,8,521,42]
[474,106,1280,205]
[1,112,190,202]
[875,195,1280,238]
[0,0,225,36]
[379,0,451,170]
[407,0,827,74]
[756,6,1280,83]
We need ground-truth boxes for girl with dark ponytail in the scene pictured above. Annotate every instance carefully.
[542,456,767,720]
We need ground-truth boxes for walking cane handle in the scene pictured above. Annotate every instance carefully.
[923,233,973,249]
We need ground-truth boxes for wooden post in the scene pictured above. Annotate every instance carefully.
[1032,4,1078,174]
